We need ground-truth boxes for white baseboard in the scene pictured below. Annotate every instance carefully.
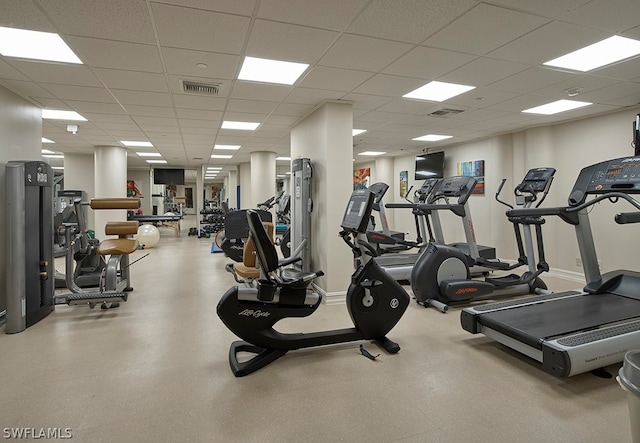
[312,284,346,304]
[548,268,585,283]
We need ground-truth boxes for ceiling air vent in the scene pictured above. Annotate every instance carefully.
[182,81,220,95]
[429,108,465,117]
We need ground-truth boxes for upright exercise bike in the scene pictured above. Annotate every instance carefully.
[216,189,410,376]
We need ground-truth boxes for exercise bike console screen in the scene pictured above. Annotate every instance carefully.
[341,190,375,233]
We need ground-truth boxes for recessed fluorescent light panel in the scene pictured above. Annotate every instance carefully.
[358,151,386,156]
[544,36,640,72]
[146,160,167,164]
[136,152,162,157]
[238,56,309,85]
[42,110,86,121]
[51,166,64,170]
[403,81,475,102]
[221,121,260,130]
[42,138,54,143]
[0,26,82,64]
[214,145,241,150]
[353,129,367,136]
[121,141,153,147]
[43,154,64,159]
[211,154,233,159]
[276,157,291,161]
[42,149,55,154]
[522,99,592,115]
[412,134,453,142]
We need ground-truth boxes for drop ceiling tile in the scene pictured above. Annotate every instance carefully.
[341,92,394,110]
[578,82,640,106]
[486,94,562,113]
[175,108,223,120]
[81,113,136,124]
[40,83,116,102]
[375,98,438,115]
[593,57,640,82]
[95,121,140,131]
[298,66,372,92]
[382,46,477,80]
[256,0,366,30]
[318,34,413,72]
[532,75,621,99]
[151,3,250,53]
[110,89,173,107]
[442,58,529,87]
[39,0,156,44]
[94,69,169,93]
[0,59,33,81]
[172,94,226,111]
[227,99,278,114]
[263,114,298,126]
[423,4,549,55]
[9,61,101,87]
[3,80,56,99]
[285,87,345,105]
[488,67,574,94]
[0,0,57,31]
[67,37,163,72]
[557,0,640,33]
[157,0,256,15]
[483,0,591,18]
[487,21,610,65]
[245,19,338,64]
[64,100,126,114]
[353,74,426,97]
[124,105,176,118]
[231,82,292,102]
[273,103,315,116]
[348,0,476,43]
[445,88,520,108]
[162,48,240,79]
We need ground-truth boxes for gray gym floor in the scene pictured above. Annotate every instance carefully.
[0,215,631,442]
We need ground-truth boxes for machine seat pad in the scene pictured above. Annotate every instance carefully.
[91,197,140,210]
[233,263,261,279]
[281,268,317,282]
[97,238,139,256]
[105,221,139,236]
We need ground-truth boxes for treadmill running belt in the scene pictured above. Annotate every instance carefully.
[479,293,640,349]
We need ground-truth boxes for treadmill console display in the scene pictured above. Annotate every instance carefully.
[517,167,555,193]
[568,156,640,205]
[587,157,640,193]
[341,190,375,233]
[428,176,477,204]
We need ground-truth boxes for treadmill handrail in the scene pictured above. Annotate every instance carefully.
[416,202,466,218]
[507,192,640,225]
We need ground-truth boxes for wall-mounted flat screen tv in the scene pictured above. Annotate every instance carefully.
[415,152,444,180]
[153,168,185,185]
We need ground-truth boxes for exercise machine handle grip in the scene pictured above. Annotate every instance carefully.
[615,211,640,224]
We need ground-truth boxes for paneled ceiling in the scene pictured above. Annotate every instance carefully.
[2,0,640,182]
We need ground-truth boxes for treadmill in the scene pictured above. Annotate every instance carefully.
[367,179,439,281]
[461,156,640,377]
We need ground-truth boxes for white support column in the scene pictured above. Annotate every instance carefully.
[63,153,96,230]
[375,157,395,226]
[228,168,238,209]
[250,152,276,212]
[291,101,353,302]
[239,162,251,209]
[94,146,128,238]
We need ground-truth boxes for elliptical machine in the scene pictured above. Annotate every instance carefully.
[411,168,555,312]
[216,189,410,376]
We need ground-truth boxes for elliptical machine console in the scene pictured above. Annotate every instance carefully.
[216,189,410,376]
